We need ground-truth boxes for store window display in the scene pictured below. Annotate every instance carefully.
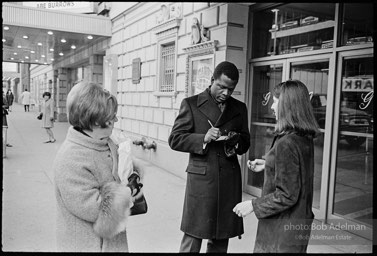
[252,3,335,58]
[340,3,373,47]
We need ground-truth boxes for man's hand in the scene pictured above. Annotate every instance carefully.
[204,127,220,143]
[225,131,240,147]
[233,200,254,218]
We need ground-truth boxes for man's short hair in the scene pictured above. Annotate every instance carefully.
[66,81,118,131]
[213,61,239,83]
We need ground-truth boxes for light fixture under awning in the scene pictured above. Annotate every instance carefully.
[2,3,111,65]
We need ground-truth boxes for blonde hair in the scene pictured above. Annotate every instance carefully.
[67,82,118,131]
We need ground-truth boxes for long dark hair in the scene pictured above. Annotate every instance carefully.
[273,80,319,136]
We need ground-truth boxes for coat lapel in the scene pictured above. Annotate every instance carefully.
[197,90,241,128]
[197,90,222,125]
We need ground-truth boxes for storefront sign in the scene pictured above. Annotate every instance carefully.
[191,57,213,96]
[22,2,95,14]
[132,58,141,84]
[261,91,314,106]
[359,91,373,110]
[342,77,373,92]
[262,92,270,106]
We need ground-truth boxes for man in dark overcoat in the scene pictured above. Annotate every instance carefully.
[168,61,250,253]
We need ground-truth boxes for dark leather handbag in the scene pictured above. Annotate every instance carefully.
[128,172,148,216]
[37,113,43,120]
[130,195,148,216]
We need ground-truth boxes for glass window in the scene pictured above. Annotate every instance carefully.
[340,3,373,47]
[248,64,282,189]
[252,3,335,58]
[160,43,175,92]
[333,57,373,227]
[290,60,329,209]
[190,56,213,96]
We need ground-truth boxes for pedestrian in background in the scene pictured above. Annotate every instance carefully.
[233,80,320,253]
[6,89,14,112]
[20,88,31,112]
[53,82,139,252]
[168,61,250,253]
[39,92,56,143]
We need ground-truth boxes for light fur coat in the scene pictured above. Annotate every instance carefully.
[53,126,131,252]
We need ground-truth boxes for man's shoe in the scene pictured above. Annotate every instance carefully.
[6,143,12,147]
[44,140,52,143]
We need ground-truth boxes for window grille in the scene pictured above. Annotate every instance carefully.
[160,43,175,92]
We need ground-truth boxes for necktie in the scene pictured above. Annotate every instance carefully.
[218,103,225,112]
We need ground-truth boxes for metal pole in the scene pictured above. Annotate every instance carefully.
[271,9,279,55]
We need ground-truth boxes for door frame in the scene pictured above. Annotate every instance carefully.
[326,48,373,239]
[245,59,287,196]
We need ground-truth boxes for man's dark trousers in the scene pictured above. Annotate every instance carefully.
[179,233,229,253]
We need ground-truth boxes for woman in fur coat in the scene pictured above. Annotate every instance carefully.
[53,82,142,252]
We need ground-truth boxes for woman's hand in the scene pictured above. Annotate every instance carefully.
[132,157,145,180]
[132,188,144,201]
[247,159,265,172]
[233,200,254,217]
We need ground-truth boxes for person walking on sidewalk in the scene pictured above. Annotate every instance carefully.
[20,88,31,112]
[168,61,250,253]
[6,89,14,112]
[39,92,56,143]
[53,82,139,252]
[2,91,12,147]
[233,80,319,253]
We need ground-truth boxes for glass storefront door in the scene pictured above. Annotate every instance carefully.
[247,56,332,217]
[246,62,284,196]
[247,1,373,242]
[288,57,331,211]
[328,51,373,238]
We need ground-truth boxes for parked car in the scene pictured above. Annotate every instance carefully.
[311,94,372,146]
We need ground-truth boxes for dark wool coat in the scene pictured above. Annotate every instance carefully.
[168,89,250,239]
[6,92,14,105]
[252,132,315,253]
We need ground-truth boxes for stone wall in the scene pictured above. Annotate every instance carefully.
[110,3,250,178]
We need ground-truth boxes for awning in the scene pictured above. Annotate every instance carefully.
[2,71,20,82]
[2,3,111,65]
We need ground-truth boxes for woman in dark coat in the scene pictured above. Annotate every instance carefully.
[6,89,14,112]
[39,92,56,143]
[233,80,320,253]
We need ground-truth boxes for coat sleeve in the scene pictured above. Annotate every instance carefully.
[54,159,103,223]
[252,140,301,219]
[168,98,207,155]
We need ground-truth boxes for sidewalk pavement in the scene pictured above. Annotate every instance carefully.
[2,103,373,253]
